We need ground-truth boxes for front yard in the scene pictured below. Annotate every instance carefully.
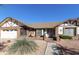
[0,39,56,55]
[0,38,79,55]
[56,39,79,55]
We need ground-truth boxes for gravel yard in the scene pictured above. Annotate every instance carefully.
[26,40,56,55]
[0,40,56,55]
[56,39,79,55]
[1,39,79,55]
[28,40,47,55]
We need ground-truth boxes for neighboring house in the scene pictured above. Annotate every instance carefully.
[0,17,79,41]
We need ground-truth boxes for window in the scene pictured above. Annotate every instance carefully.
[20,28,27,35]
[77,22,79,26]
[36,29,42,36]
[64,28,75,36]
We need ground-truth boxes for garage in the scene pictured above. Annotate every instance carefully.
[0,29,17,39]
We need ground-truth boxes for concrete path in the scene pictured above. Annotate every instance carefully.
[45,42,56,55]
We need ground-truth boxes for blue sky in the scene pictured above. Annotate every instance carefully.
[0,4,79,24]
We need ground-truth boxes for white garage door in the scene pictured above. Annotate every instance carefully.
[1,30,17,39]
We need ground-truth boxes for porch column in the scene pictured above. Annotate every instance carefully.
[42,29,44,36]
[55,27,60,41]
[43,29,48,41]
[26,30,29,37]
[17,28,20,38]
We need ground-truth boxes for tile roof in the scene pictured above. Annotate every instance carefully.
[28,22,62,28]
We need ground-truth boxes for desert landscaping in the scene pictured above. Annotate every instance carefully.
[0,37,79,55]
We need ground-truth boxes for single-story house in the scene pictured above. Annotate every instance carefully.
[0,17,79,41]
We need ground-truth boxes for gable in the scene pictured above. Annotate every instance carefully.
[0,17,20,27]
[59,23,77,27]
[0,17,32,29]
[1,21,18,27]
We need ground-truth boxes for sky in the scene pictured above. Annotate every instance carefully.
[0,4,79,24]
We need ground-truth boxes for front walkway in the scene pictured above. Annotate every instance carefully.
[45,42,56,55]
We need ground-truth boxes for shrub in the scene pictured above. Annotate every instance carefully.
[59,35,72,39]
[8,37,38,55]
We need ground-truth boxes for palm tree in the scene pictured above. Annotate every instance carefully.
[8,37,38,55]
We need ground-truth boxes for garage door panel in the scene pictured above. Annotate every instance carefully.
[1,30,17,39]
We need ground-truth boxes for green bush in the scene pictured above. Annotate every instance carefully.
[8,37,38,55]
[59,35,72,39]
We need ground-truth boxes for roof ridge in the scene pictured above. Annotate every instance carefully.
[30,22,62,24]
